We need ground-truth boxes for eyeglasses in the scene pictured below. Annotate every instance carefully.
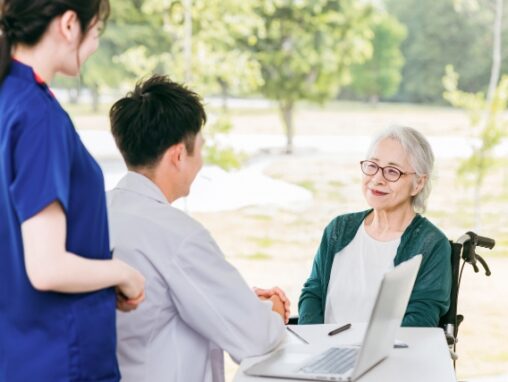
[360,160,416,182]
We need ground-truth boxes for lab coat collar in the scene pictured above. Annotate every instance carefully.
[115,171,169,205]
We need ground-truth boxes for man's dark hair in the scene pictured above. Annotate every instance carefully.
[110,75,207,168]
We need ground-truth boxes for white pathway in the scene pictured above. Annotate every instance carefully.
[79,130,508,213]
[80,131,313,212]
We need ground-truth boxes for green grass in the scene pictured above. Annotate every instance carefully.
[495,237,508,248]
[249,236,275,248]
[296,180,316,192]
[299,100,459,113]
[481,351,508,362]
[324,191,344,202]
[244,252,272,260]
[248,214,274,222]
[328,180,345,188]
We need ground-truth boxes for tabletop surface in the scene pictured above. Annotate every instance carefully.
[234,323,457,382]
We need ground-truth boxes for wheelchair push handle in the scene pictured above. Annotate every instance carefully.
[456,231,494,276]
[472,234,495,250]
[466,231,495,249]
[457,231,496,249]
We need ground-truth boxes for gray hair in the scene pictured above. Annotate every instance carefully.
[366,126,434,213]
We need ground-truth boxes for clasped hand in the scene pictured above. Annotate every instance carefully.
[253,286,291,324]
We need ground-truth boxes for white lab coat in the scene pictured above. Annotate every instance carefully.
[107,172,285,382]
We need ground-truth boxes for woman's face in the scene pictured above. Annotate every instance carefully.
[77,20,101,66]
[362,138,424,213]
[60,16,100,76]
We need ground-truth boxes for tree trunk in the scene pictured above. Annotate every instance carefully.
[280,101,294,154]
[91,84,100,113]
[473,156,485,231]
[218,78,229,113]
[68,85,81,105]
[486,0,503,103]
[183,0,192,83]
[473,0,503,228]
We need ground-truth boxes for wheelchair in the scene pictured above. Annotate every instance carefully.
[288,231,495,370]
[440,231,494,369]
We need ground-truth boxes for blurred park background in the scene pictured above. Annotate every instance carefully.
[55,0,507,380]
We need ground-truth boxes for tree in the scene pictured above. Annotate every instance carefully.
[385,0,508,103]
[140,0,262,100]
[348,12,406,104]
[443,0,507,228]
[245,0,374,153]
[138,0,262,169]
[80,0,173,111]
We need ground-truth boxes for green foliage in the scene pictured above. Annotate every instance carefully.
[443,65,508,190]
[247,0,373,104]
[385,0,508,103]
[348,13,406,102]
[244,0,374,151]
[84,0,172,85]
[204,114,246,170]
[54,0,173,110]
[140,0,262,97]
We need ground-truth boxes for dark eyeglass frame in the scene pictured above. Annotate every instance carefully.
[360,160,416,182]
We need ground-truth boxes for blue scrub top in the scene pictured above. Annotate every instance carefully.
[0,60,119,382]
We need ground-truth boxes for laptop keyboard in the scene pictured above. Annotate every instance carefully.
[300,347,358,375]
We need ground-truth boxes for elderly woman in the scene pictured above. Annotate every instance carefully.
[298,126,451,327]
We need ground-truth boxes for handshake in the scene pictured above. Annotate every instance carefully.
[253,286,291,324]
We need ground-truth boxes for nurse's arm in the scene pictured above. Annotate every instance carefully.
[21,201,145,300]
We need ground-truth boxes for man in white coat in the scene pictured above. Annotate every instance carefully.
[107,75,288,382]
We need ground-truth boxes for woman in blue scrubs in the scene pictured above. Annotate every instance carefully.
[0,1,145,381]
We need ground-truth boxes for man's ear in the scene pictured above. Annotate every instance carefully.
[166,143,185,169]
[58,10,80,43]
[411,175,427,196]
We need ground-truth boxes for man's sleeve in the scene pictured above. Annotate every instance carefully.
[164,228,285,362]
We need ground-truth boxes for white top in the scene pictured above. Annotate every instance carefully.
[108,172,285,382]
[324,222,400,324]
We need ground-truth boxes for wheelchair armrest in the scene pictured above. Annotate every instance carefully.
[287,315,299,325]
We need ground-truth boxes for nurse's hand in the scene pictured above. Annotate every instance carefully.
[116,260,145,310]
[254,286,291,324]
[116,288,145,312]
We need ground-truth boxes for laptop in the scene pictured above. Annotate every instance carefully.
[244,255,422,381]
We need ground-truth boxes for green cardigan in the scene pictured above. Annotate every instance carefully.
[298,210,452,327]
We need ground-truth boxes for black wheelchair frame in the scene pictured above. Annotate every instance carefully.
[440,231,494,369]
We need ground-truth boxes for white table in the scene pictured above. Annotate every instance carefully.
[234,324,456,382]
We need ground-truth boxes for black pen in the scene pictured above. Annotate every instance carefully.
[286,326,309,344]
[328,323,352,336]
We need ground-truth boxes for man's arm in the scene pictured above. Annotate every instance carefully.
[165,229,286,362]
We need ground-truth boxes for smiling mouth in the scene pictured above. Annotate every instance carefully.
[370,189,388,196]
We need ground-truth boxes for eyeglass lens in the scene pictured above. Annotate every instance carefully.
[361,161,402,182]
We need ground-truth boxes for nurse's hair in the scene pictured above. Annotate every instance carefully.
[110,74,207,168]
[0,0,110,83]
[366,125,435,213]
